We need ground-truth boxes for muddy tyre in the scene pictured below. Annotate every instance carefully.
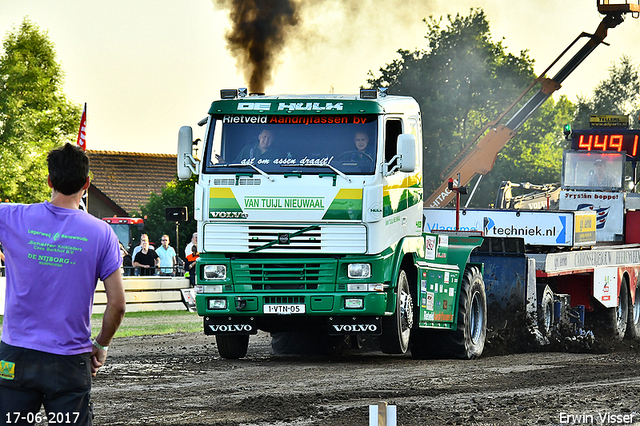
[380,269,413,354]
[591,280,628,342]
[216,335,249,359]
[626,284,640,341]
[538,286,554,338]
[439,267,486,359]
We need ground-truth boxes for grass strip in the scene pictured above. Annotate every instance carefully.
[0,310,203,339]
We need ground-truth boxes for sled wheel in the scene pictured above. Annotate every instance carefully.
[538,286,554,338]
[216,335,249,359]
[380,269,413,354]
[626,283,640,341]
[592,278,628,342]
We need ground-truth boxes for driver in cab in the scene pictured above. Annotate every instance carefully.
[234,129,278,163]
[587,158,617,188]
[341,131,375,162]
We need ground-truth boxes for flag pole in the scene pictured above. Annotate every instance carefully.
[77,103,88,211]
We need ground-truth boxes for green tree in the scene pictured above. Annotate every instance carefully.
[574,55,640,129]
[476,96,575,206]
[367,9,574,206]
[0,18,81,203]
[132,175,197,259]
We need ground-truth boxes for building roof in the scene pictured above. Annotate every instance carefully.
[87,150,176,215]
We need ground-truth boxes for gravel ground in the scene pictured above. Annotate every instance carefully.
[91,330,640,426]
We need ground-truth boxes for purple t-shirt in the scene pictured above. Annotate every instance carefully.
[0,202,121,355]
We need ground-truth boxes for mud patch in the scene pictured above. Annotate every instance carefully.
[91,332,640,425]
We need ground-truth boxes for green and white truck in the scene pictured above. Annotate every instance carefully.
[177,89,486,359]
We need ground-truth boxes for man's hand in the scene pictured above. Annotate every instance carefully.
[91,346,107,377]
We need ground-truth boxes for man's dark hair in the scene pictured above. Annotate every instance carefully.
[47,143,90,195]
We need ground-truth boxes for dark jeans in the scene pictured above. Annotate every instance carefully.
[0,342,93,425]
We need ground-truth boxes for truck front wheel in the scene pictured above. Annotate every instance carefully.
[216,335,250,359]
[380,269,413,354]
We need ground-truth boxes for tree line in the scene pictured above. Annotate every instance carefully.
[1,11,639,225]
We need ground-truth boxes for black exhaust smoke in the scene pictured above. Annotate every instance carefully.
[213,0,299,94]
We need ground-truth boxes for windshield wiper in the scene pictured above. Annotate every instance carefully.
[213,163,274,182]
[282,163,351,183]
[249,225,320,253]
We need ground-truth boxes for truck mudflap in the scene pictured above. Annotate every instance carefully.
[327,316,383,336]
[204,316,258,335]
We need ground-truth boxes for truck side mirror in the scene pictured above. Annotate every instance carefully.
[397,134,416,172]
[177,126,198,180]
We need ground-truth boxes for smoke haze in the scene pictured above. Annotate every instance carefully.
[212,0,439,93]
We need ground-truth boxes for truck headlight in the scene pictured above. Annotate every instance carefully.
[203,265,226,280]
[208,298,227,310]
[347,263,371,279]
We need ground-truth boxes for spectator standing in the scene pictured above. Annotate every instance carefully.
[131,233,154,260]
[185,244,199,286]
[0,143,126,425]
[133,235,159,276]
[156,234,176,276]
[184,232,197,258]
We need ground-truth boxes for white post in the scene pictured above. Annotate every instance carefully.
[369,402,397,426]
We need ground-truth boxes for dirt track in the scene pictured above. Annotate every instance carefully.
[92,331,640,426]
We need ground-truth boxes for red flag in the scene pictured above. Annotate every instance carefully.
[76,103,87,151]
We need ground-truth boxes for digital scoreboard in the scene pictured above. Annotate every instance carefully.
[571,129,640,159]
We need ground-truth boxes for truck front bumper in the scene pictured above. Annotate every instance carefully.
[196,291,388,317]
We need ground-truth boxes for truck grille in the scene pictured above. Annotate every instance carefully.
[248,225,322,251]
[232,258,336,290]
[203,223,366,253]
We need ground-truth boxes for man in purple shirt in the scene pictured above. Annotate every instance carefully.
[0,143,126,425]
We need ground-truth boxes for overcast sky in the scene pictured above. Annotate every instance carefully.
[1,0,638,154]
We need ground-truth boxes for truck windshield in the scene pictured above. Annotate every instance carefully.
[203,114,378,175]
[562,151,625,190]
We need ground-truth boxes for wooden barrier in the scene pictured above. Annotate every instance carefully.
[94,276,191,314]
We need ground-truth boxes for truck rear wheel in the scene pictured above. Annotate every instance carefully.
[626,284,640,341]
[413,267,486,359]
[380,269,413,354]
[441,267,487,359]
[216,335,249,359]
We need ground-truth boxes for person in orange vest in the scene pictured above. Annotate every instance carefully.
[185,244,199,286]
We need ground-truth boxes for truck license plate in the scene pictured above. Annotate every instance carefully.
[264,304,305,314]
